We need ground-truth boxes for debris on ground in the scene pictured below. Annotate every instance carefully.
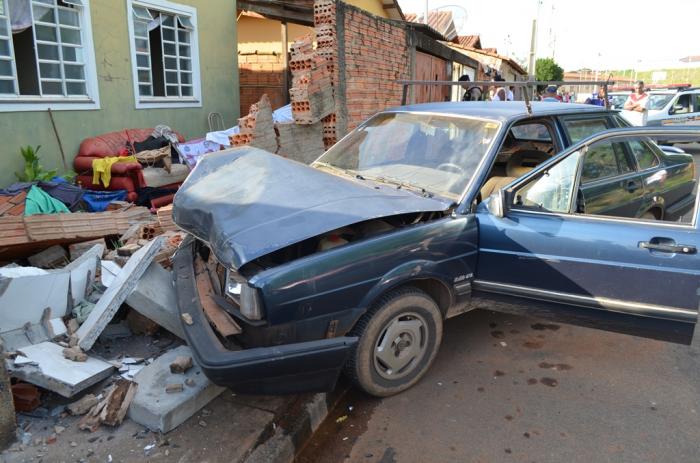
[79,379,137,431]
[169,356,192,374]
[62,346,88,362]
[128,346,224,433]
[67,394,99,416]
[11,383,41,412]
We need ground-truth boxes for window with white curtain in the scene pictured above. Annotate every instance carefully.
[0,0,99,111]
[126,0,200,108]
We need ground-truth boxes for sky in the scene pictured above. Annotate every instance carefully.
[397,0,700,72]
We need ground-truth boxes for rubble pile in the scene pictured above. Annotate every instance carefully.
[289,36,335,125]
[0,201,224,447]
[233,0,344,163]
[229,94,278,154]
[314,0,339,148]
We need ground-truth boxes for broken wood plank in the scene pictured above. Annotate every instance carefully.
[101,379,137,426]
[194,256,241,337]
[76,237,164,351]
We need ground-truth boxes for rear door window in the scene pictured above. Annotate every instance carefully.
[510,123,552,141]
[628,139,660,170]
[562,117,609,144]
[580,141,633,183]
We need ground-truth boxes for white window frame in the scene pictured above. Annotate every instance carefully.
[126,0,201,109]
[0,0,100,112]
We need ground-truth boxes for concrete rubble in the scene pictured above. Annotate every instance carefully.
[128,346,224,433]
[0,202,224,446]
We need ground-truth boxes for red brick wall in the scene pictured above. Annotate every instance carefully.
[238,54,287,116]
[340,5,410,131]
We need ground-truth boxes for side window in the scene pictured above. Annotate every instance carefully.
[562,118,608,144]
[693,94,700,113]
[512,150,582,213]
[628,139,660,170]
[127,0,200,108]
[509,134,698,224]
[672,94,691,114]
[581,141,633,183]
[0,0,100,111]
[510,123,552,141]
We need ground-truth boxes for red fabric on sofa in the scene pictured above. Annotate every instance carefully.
[74,128,184,201]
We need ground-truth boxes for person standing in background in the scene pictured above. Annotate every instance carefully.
[624,80,649,112]
[491,75,507,101]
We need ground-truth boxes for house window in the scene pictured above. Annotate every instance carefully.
[0,0,99,111]
[127,0,200,108]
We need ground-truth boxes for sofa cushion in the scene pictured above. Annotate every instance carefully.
[76,128,185,159]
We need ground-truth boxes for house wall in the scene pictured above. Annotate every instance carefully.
[237,15,313,115]
[0,0,238,187]
[335,2,410,134]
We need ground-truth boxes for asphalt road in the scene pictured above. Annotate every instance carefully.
[298,309,700,463]
[297,145,700,463]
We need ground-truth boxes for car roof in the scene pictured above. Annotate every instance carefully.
[386,101,611,123]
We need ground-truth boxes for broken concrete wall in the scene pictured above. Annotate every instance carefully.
[276,121,326,164]
[230,94,278,153]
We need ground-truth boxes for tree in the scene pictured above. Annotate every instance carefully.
[535,58,564,90]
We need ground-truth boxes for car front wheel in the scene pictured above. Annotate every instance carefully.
[345,287,443,397]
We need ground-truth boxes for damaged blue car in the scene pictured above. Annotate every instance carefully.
[172,102,699,397]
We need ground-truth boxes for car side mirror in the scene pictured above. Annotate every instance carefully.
[670,104,684,115]
[488,188,510,218]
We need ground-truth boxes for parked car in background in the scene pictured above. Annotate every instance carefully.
[622,87,700,127]
[609,91,631,110]
[173,102,699,398]
[645,88,700,127]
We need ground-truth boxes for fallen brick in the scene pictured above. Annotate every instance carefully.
[169,356,193,374]
[62,346,87,362]
[165,383,183,394]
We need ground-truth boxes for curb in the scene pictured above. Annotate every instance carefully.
[244,383,350,463]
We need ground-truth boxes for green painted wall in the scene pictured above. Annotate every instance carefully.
[0,0,239,186]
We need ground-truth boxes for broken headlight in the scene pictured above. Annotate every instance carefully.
[225,270,263,320]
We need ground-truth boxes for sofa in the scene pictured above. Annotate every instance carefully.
[73,128,185,203]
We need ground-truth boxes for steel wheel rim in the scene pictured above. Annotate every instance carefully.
[373,311,429,380]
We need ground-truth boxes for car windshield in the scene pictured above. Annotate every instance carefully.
[610,94,629,108]
[313,112,501,199]
[647,94,674,110]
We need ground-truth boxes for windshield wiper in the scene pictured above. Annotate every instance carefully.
[360,174,436,198]
[313,161,356,178]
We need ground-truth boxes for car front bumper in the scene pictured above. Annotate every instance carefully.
[172,237,357,395]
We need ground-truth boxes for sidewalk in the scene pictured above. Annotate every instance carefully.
[2,385,349,463]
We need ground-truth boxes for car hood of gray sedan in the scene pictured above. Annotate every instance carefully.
[172,147,454,269]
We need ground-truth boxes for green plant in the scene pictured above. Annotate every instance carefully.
[535,57,564,91]
[15,145,58,182]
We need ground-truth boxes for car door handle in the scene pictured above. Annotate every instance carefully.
[639,240,697,254]
[625,180,641,192]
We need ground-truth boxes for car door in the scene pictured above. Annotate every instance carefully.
[665,93,694,126]
[473,127,700,344]
[559,115,647,217]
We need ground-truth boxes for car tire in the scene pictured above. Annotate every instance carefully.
[344,287,443,397]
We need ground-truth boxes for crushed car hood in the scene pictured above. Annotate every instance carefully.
[172,148,453,269]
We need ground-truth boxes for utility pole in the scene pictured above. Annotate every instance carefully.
[424,0,429,24]
[527,0,541,99]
